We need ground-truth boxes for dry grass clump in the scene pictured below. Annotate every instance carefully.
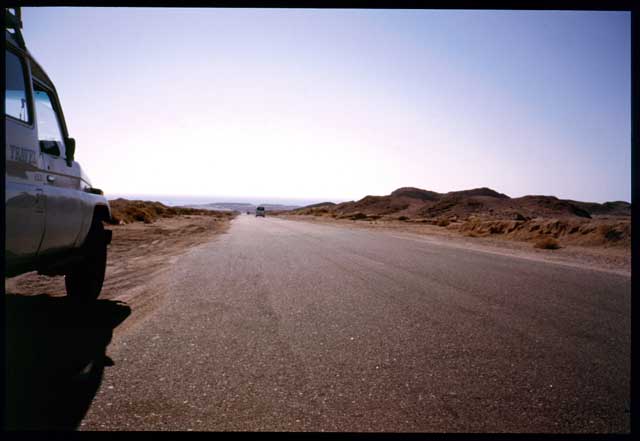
[334,212,385,221]
[534,237,561,250]
[337,212,367,220]
[349,212,369,220]
[436,218,450,227]
[294,207,330,216]
[455,217,630,249]
[598,224,626,242]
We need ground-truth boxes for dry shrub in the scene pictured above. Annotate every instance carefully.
[488,224,503,234]
[568,225,581,234]
[436,219,450,227]
[598,224,626,242]
[450,212,629,249]
[108,199,233,224]
[505,221,522,233]
[348,212,368,220]
[534,237,561,250]
[578,224,597,235]
[398,216,409,221]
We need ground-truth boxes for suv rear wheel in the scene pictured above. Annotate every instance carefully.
[65,219,108,301]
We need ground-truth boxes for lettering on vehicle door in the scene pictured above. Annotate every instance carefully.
[9,144,37,165]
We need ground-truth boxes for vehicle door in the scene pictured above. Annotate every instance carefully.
[5,47,46,267]
[32,80,85,255]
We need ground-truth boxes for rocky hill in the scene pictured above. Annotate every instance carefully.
[279,187,630,248]
[291,187,629,222]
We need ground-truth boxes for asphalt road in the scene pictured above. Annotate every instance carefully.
[79,215,630,432]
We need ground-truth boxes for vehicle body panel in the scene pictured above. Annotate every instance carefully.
[5,39,45,266]
[5,23,111,276]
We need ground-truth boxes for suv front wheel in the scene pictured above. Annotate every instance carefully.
[65,218,108,301]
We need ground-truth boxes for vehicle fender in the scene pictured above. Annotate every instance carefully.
[74,197,111,247]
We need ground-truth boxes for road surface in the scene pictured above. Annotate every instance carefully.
[79,215,630,432]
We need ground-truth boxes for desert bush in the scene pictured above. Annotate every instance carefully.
[568,225,581,234]
[436,219,450,227]
[108,199,233,224]
[534,237,561,250]
[488,224,503,234]
[599,224,625,242]
[398,216,409,221]
[579,224,596,234]
[505,221,522,233]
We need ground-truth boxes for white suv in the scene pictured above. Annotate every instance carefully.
[5,8,112,301]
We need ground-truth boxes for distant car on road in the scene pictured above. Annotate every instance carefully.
[256,206,265,217]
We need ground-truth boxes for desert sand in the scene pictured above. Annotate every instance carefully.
[5,202,235,331]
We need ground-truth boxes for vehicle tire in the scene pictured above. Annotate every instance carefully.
[65,219,108,301]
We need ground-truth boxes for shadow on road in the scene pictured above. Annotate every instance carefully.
[4,294,131,430]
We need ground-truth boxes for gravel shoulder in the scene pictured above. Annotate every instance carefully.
[5,214,233,333]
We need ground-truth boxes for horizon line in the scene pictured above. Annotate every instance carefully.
[106,189,630,205]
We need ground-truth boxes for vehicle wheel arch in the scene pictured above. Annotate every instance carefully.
[93,203,111,224]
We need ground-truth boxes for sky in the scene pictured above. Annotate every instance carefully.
[20,8,630,204]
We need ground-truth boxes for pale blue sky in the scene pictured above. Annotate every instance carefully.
[21,8,630,203]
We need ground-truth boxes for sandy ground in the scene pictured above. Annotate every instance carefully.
[274,214,631,276]
[5,215,232,332]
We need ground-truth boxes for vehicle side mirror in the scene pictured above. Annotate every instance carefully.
[65,137,75,166]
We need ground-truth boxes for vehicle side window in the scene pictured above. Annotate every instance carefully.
[5,50,30,123]
[33,84,65,157]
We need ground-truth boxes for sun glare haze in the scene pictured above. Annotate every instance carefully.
[21,8,631,203]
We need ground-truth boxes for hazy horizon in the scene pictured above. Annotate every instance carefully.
[107,183,631,208]
[21,8,631,204]
[106,192,340,207]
